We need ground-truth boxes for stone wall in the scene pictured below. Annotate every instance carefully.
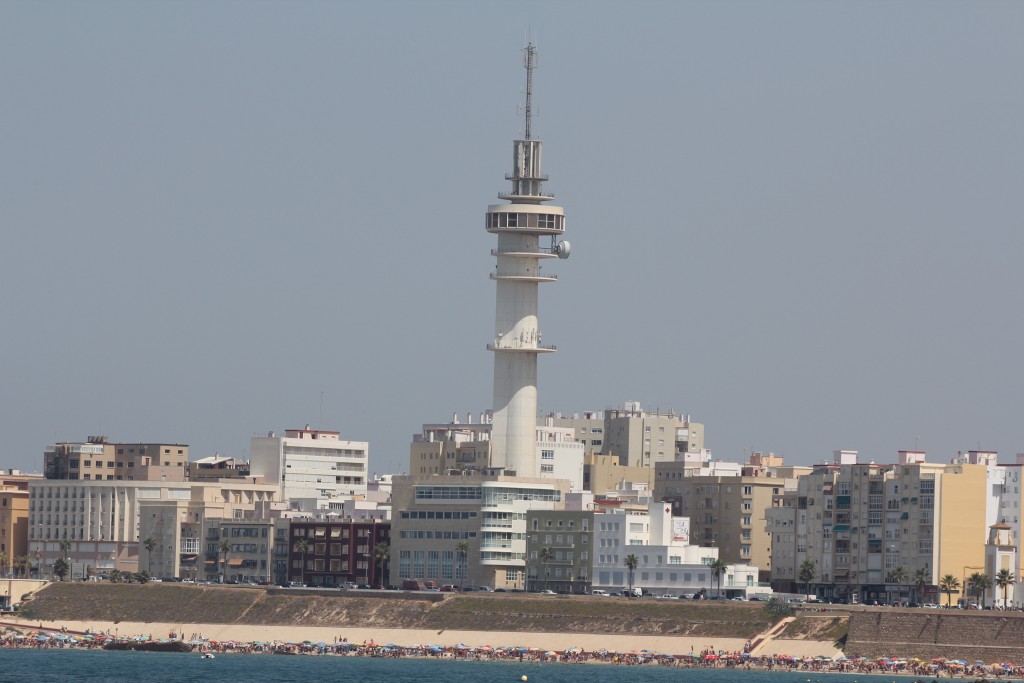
[847,610,1024,662]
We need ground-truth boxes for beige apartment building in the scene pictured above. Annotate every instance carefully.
[601,403,704,468]
[44,436,188,482]
[137,482,280,580]
[0,472,35,572]
[584,454,656,495]
[655,459,795,583]
[29,478,277,577]
[767,450,992,604]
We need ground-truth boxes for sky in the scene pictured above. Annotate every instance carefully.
[2,1,1023,478]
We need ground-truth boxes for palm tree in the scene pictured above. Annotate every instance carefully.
[995,568,1015,609]
[711,558,728,598]
[219,539,232,583]
[890,565,908,604]
[143,536,158,575]
[939,574,960,607]
[540,546,555,591]
[618,552,634,593]
[455,541,469,592]
[968,572,992,608]
[55,539,72,582]
[17,555,31,578]
[913,567,930,605]
[798,559,816,601]
[294,538,309,585]
[373,542,390,589]
[0,551,7,578]
[53,556,71,581]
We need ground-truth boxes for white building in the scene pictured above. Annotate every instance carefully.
[592,500,760,597]
[249,427,368,509]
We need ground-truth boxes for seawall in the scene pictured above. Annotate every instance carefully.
[846,609,1024,661]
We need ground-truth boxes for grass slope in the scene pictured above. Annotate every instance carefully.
[19,583,800,638]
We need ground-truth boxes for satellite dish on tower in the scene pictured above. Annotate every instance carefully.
[555,240,571,259]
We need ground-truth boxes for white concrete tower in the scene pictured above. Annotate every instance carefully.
[486,43,570,476]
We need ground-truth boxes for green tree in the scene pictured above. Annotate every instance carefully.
[913,567,930,605]
[968,572,992,608]
[373,542,390,589]
[710,558,728,598]
[110,569,122,583]
[765,596,795,618]
[53,557,70,581]
[890,565,908,604]
[939,574,960,607]
[18,555,31,579]
[624,553,639,595]
[540,546,555,591]
[136,570,150,584]
[143,536,158,575]
[995,568,1016,609]
[0,551,7,578]
[219,539,232,583]
[798,559,817,601]
[455,540,469,592]
[294,538,309,585]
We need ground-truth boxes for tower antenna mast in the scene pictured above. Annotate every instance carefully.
[523,43,537,140]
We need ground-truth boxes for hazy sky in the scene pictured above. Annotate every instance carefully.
[2,1,1022,478]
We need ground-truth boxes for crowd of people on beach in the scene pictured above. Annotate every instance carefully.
[1,623,1020,679]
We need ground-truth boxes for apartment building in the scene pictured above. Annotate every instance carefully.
[284,519,391,587]
[602,402,704,468]
[0,472,34,570]
[587,500,759,597]
[44,436,188,482]
[187,456,251,482]
[409,415,584,489]
[249,427,368,508]
[31,478,277,577]
[523,508,594,593]
[655,454,802,582]
[389,472,572,590]
[767,450,994,604]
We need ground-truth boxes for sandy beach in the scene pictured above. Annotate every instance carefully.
[20,618,841,659]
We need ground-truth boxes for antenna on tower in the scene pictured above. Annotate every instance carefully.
[523,42,537,140]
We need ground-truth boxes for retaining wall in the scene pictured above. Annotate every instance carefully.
[846,609,1024,662]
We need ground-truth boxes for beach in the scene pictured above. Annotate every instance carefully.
[9,617,842,659]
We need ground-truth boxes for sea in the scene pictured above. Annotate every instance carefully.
[0,650,934,683]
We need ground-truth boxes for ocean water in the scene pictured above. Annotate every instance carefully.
[0,650,933,683]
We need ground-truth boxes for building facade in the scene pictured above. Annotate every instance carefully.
[601,402,704,469]
[285,519,391,587]
[44,436,188,482]
[249,427,368,507]
[32,479,277,577]
[389,473,571,590]
[655,458,798,582]
[0,472,33,573]
[766,450,995,604]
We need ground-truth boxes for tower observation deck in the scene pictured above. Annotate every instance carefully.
[485,43,570,477]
